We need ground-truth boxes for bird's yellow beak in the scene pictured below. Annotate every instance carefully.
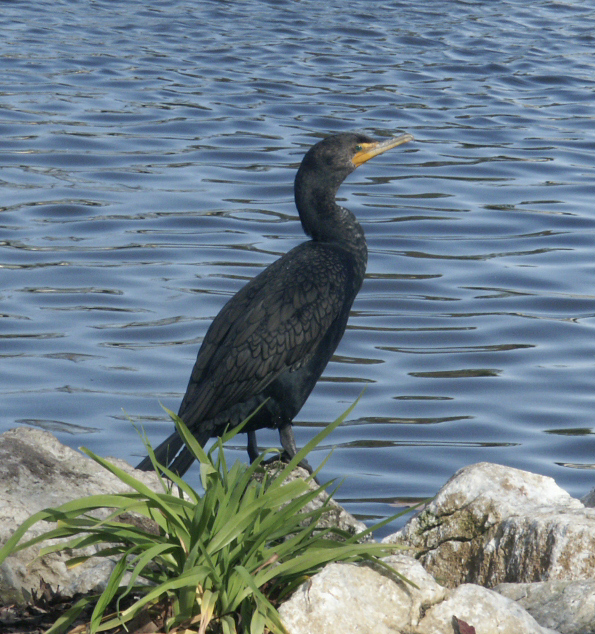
[352,133,414,168]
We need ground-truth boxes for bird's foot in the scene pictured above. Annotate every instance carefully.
[261,451,319,483]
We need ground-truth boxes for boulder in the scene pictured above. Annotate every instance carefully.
[259,462,368,538]
[495,580,595,634]
[2,429,586,633]
[420,583,559,634]
[0,426,162,604]
[279,554,559,634]
[384,462,595,588]
[581,488,595,508]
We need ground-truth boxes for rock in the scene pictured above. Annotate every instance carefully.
[279,555,559,634]
[420,584,559,634]
[279,555,445,634]
[495,580,595,634]
[0,427,162,604]
[581,488,595,508]
[260,461,369,539]
[383,462,595,588]
[0,429,583,633]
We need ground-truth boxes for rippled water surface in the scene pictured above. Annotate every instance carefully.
[2,0,595,535]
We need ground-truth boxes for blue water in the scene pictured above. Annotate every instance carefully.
[2,0,595,536]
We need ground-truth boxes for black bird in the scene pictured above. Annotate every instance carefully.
[137,131,413,476]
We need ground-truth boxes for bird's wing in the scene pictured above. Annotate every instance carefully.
[178,243,352,426]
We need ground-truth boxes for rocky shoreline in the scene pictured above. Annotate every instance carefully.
[2,427,594,634]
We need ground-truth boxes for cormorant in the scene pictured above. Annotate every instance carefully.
[136,131,413,476]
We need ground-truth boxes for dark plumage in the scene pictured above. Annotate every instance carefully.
[137,131,413,476]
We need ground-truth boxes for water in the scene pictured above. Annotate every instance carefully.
[2,0,595,536]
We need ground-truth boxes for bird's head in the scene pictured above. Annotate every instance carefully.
[297,132,414,190]
[294,131,414,242]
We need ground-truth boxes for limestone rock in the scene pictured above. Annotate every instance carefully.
[0,426,162,604]
[420,583,559,634]
[384,462,595,588]
[581,488,595,508]
[495,580,595,634]
[279,555,445,634]
[261,461,368,539]
[279,555,558,634]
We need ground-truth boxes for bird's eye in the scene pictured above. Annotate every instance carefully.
[355,145,363,152]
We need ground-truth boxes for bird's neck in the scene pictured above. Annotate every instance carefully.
[295,178,367,257]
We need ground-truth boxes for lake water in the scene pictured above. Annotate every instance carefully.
[2,0,595,536]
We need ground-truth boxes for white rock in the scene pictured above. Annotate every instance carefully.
[384,462,595,587]
[581,488,595,507]
[495,580,595,634]
[279,556,559,634]
[279,555,444,634]
[421,583,559,634]
[0,427,162,603]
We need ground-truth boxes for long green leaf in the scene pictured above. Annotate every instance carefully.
[0,493,149,562]
[80,448,193,538]
[254,542,400,585]
[234,566,288,634]
[123,542,178,591]
[343,499,429,545]
[94,566,212,632]
[90,547,132,634]
[162,406,212,467]
[205,480,312,554]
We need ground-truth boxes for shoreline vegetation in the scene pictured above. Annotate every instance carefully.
[2,407,594,633]
[0,406,413,634]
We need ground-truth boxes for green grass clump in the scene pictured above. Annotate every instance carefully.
[0,402,411,634]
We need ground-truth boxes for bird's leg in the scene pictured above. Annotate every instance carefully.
[278,423,298,456]
[278,424,314,475]
[247,430,259,462]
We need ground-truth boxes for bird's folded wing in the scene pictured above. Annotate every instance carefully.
[178,244,351,425]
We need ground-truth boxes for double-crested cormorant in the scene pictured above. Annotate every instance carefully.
[137,131,413,476]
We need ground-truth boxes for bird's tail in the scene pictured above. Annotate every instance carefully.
[135,428,183,472]
[167,446,200,477]
[135,425,211,476]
